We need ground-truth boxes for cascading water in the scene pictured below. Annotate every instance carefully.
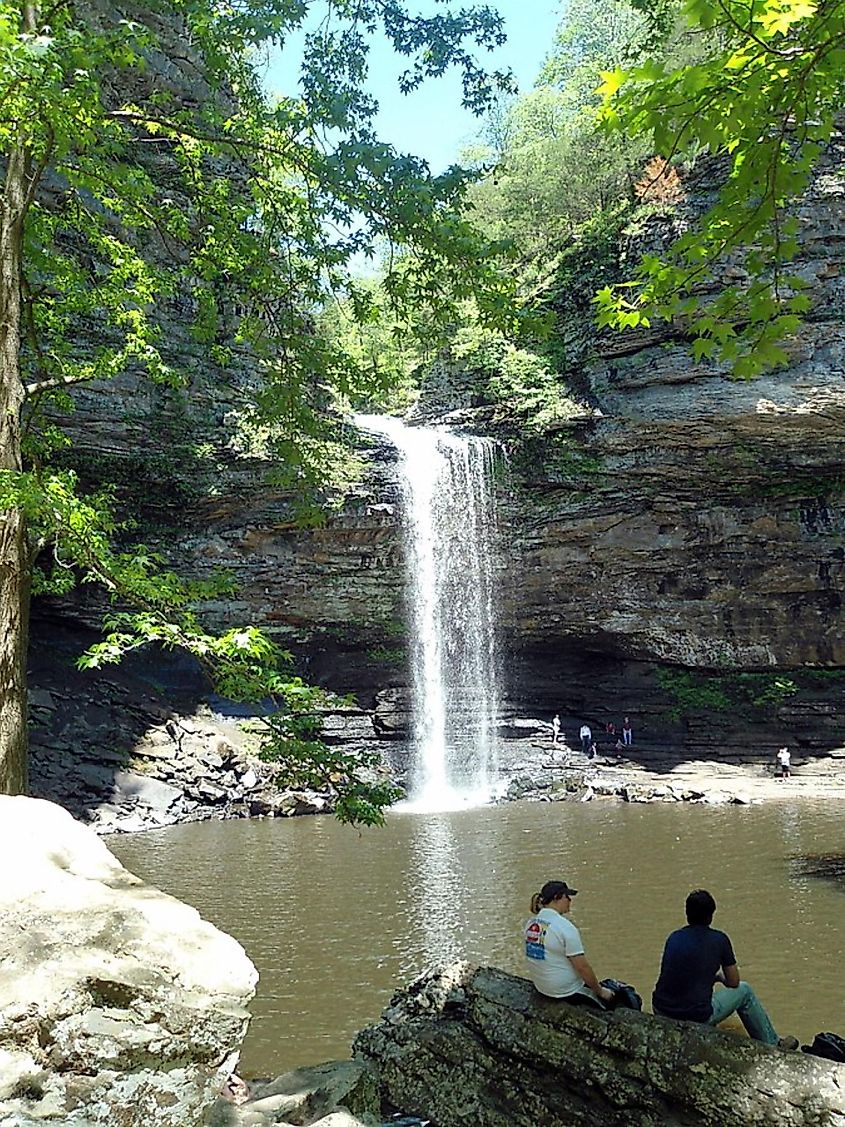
[356,415,502,809]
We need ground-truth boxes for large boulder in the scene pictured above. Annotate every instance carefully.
[354,962,845,1127]
[0,795,258,1125]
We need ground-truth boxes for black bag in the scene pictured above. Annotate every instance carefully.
[801,1032,845,1063]
[599,978,643,1011]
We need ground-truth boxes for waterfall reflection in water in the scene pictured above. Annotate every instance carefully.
[408,815,462,967]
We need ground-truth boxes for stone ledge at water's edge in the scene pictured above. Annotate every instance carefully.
[24,632,845,831]
[353,962,845,1127]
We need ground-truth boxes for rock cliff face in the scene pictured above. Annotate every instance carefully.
[354,963,845,1127]
[30,7,845,771]
[492,137,845,760]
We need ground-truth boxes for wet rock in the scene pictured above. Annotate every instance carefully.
[700,790,734,805]
[372,690,411,739]
[111,770,183,809]
[29,689,56,711]
[194,780,229,803]
[321,711,378,743]
[0,796,257,1125]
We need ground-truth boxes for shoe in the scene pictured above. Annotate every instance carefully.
[778,1035,799,1051]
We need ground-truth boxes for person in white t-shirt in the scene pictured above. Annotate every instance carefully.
[523,880,615,1006]
[776,746,791,778]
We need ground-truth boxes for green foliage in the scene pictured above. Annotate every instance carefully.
[541,202,633,378]
[598,0,845,376]
[447,315,584,431]
[370,647,406,665]
[463,0,652,266]
[1,0,518,819]
[657,667,799,722]
[799,668,845,685]
[539,0,650,110]
[259,706,402,827]
[319,278,430,415]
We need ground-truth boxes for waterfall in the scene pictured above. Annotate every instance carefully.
[356,415,502,809]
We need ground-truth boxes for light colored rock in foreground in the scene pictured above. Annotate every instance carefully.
[354,962,845,1127]
[0,795,258,1125]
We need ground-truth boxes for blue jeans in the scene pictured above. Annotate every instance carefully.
[708,982,779,1045]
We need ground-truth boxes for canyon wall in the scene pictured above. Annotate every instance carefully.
[30,11,845,767]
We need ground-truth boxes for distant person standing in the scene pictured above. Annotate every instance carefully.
[552,714,561,744]
[776,746,791,779]
[622,716,633,746]
[579,723,592,756]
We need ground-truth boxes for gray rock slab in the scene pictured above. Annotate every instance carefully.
[246,1060,380,1125]
[355,962,845,1127]
[320,713,377,742]
[112,770,184,811]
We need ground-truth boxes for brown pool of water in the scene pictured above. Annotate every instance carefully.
[111,797,845,1078]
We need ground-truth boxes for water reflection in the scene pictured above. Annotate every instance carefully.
[408,814,462,968]
[111,798,845,1080]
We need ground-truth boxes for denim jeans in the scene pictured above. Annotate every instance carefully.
[708,982,779,1044]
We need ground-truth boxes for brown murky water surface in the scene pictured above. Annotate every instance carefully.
[112,799,845,1078]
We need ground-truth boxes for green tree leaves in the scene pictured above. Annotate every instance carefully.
[1,0,515,818]
[598,0,845,376]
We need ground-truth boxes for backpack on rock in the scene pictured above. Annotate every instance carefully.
[801,1032,845,1063]
[599,978,643,1011]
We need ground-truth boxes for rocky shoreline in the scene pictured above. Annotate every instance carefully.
[3,797,844,1127]
[27,667,845,836]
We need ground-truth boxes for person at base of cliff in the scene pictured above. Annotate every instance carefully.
[579,724,592,755]
[776,746,791,779]
[622,716,633,746]
[552,714,561,744]
[523,880,616,1008]
[652,889,798,1049]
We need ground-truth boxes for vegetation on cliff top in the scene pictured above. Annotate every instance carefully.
[597,0,845,377]
[0,0,514,819]
[342,0,845,425]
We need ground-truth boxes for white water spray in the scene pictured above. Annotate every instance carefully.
[356,415,502,809]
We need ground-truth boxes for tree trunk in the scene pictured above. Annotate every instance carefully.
[0,52,34,793]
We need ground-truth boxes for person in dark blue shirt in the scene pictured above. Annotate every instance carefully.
[653,889,797,1049]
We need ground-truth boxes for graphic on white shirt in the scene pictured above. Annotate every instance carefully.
[525,919,547,960]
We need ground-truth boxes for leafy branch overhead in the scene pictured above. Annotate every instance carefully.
[0,0,516,813]
[596,0,845,377]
